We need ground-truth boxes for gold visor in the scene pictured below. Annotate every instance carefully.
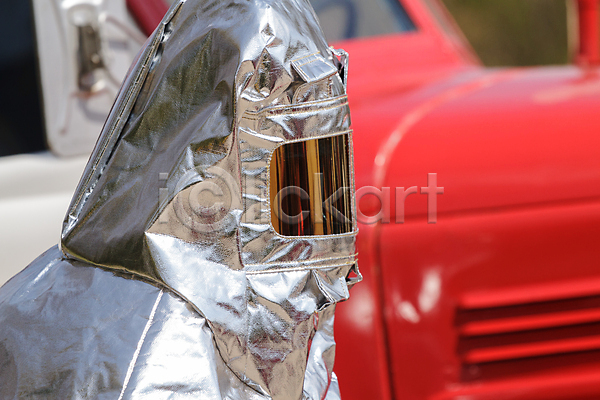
[270,134,353,236]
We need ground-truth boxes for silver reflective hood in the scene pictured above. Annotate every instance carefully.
[0,0,360,398]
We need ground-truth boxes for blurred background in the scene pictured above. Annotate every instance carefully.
[443,0,570,66]
[0,0,575,157]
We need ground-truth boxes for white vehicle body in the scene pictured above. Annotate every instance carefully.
[0,154,87,284]
[0,0,143,285]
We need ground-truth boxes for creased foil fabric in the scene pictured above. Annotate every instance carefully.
[0,0,360,398]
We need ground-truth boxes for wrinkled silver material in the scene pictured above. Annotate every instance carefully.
[0,0,360,398]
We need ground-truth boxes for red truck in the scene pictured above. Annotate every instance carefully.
[329,1,600,399]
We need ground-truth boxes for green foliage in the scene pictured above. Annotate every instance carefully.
[442,0,569,66]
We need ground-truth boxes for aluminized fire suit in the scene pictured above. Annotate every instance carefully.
[0,0,360,398]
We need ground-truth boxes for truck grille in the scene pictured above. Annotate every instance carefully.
[455,278,600,382]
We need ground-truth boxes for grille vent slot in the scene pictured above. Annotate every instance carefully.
[455,278,600,382]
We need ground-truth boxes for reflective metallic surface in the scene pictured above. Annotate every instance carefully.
[0,0,359,398]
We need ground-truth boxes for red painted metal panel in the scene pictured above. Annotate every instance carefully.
[431,367,600,400]
[335,224,393,400]
[463,335,600,364]
[459,308,600,336]
[367,66,600,220]
[576,0,600,65]
[126,0,168,36]
[377,200,600,399]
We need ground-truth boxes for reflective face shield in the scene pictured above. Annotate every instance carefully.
[270,133,353,236]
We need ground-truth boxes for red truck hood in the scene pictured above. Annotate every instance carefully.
[351,65,600,219]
